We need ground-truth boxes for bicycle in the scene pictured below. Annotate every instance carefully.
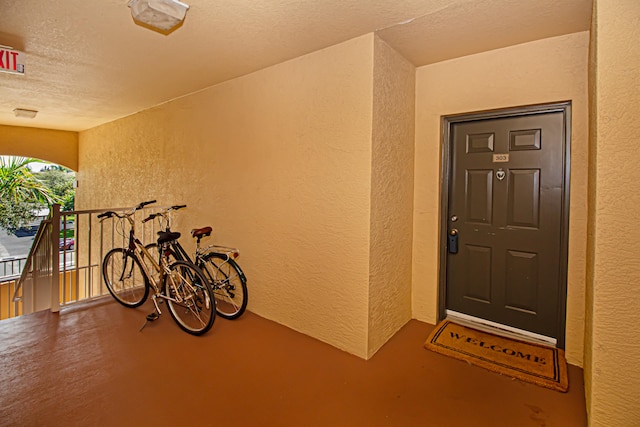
[143,205,248,320]
[98,200,216,335]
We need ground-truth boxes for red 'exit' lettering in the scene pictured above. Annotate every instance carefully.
[0,50,20,71]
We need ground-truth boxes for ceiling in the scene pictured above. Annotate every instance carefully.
[0,0,592,132]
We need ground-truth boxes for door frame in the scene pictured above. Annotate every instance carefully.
[437,101,572,349]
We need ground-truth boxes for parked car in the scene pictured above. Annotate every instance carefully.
[59,238,74,251]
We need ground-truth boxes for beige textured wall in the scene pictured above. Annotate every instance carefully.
[413,32,589,366]
[584,0,597,417]
[586,1,640,425]
[367,36,415,357]
[78,35,376,358]
[0,125,78,170]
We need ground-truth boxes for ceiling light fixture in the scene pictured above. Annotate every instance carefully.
[13,108,38,119]
[128,0,190,33]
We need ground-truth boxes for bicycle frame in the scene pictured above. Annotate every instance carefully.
[153,225,245,287]
[140,204,248,320]
[144,207,241,264]
[114,213,164,290]
[101,204,200,309]
[143,207,244,278]
[99,201,216,334]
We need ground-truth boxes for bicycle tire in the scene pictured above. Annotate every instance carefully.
[164,260,215,335]
[102,248,149,308]
[200,253,248,320]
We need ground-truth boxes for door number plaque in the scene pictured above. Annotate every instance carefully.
[493,153,509,162]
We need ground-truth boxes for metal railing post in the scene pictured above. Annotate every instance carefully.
[51,204,61,313]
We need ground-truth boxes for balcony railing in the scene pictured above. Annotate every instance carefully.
[0,257,25,318]
[1,204,165,320]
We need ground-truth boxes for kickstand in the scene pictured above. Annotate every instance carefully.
[139,311,160,332]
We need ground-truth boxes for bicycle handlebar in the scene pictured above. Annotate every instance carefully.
[97,211,116,219]
[142,204,187,223]
[98,200,157,221]
[142,213,158,223]
[136,200,157,209]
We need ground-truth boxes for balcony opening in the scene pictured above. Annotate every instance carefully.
[0,155,76,319]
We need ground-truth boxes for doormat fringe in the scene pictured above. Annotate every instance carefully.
[424,320,568,392]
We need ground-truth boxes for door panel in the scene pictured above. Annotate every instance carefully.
[465,244,492,302]
[507,169,540,228]
[466,170,493,223]
[505,250,538,313]
[446,111,566,339]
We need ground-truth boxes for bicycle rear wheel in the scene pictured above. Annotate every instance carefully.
[102,248,149,307]
[200,253,248,319]
[164,260,215,335]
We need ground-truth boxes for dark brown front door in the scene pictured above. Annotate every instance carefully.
[444,106,569,341]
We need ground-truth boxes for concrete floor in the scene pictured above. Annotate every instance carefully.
[0,298,587,426]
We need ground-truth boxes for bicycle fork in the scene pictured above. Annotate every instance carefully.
[145,274,170,325]
[139,295,162,332]
[139,278,165,331]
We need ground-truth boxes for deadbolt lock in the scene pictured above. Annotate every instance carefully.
[448,229,459,254]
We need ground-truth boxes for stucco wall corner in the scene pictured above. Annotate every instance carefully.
[367,36,416,358]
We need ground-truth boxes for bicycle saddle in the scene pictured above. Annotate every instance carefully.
[190,227,212,238]
[157,231,181,244]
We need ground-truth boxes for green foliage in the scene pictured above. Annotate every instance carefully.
[0,157,57,205]
[35,168,75,211]
[0,200,39,233]
[0,157,64,233]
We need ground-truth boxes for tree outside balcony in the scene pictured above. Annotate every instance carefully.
[35,165,75,212]
[0,156,74,234]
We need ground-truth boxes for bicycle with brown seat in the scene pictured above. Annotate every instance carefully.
[144,205,248,320]
[98,201,216,335]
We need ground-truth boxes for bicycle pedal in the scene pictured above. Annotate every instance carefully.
[146,312,160,321]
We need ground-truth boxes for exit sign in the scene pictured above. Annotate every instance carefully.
[0,48,25,75]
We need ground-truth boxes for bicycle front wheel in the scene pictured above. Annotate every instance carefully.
[200,253,248,319]
[102,248,149,307]
[164,260,215,335]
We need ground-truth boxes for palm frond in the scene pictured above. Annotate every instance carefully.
[0,157,60,206]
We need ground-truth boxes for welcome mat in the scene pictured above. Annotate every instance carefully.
[425,320,568,392]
